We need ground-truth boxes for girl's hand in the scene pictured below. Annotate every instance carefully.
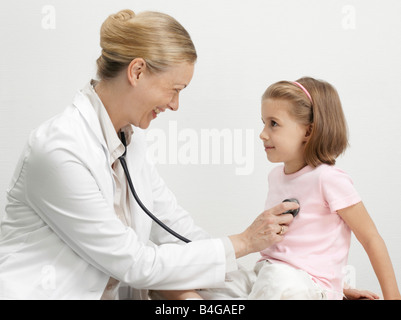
[343,288,380,300]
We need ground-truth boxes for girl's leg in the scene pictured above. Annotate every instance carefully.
[249,261,326,300]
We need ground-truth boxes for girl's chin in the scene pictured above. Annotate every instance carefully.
[266,155,280,163]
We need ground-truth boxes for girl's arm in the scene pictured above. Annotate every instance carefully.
[338,202,401,300]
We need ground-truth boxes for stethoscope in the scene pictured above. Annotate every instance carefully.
[118,132,300,244]
[119,132,191,243]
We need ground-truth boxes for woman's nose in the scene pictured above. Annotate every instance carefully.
[167,93,179,111]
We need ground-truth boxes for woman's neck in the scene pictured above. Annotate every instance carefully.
[94,77,132,133]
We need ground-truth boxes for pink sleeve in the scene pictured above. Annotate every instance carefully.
[321,166,361,213]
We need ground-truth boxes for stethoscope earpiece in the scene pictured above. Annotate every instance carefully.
[282,198,300,217]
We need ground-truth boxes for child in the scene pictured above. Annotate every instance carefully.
[251,77,400,300]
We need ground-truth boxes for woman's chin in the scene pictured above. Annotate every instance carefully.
[138,122,151,130]
[137,116,153,129]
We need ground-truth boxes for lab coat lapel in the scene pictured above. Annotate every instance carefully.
[71,90,115,207]
[126,130,154,242]
[72,90,108,152]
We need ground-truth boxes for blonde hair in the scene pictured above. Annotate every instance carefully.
[96,9,197,80]
[262,77,349,167]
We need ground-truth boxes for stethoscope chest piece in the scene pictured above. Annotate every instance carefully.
[282,198,300,217]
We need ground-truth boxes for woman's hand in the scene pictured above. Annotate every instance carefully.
[229,202,297,258]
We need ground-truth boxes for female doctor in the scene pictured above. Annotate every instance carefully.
[0,9,297,300]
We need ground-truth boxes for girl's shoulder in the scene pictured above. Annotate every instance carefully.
[317,165,360,212]
[317,164,352,181]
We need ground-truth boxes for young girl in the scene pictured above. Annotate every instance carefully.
[251,77,400,300]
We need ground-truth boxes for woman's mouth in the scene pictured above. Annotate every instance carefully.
[152,107,162,119]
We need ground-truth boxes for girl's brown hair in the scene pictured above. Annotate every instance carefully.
[262,77,348,167]
[96,9,197,80]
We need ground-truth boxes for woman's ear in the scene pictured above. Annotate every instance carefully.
[127,58,147,87]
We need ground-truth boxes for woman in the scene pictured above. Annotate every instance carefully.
[0,9,296,300]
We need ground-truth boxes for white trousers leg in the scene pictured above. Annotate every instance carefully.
[197,264,256,300]
[248,261,326,300]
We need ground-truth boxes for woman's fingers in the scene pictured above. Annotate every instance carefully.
[230,202,298,258]
[258,201,297,229]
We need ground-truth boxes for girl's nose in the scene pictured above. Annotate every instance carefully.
[259,129,268,141]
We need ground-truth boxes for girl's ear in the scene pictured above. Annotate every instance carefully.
[305,124,313,138]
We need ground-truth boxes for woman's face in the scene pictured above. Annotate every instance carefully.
[131,62,195,129]
[259,98,310,174]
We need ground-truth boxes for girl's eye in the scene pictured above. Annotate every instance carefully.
[271,120,278,127]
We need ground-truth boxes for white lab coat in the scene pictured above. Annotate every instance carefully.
[0,87,229,299]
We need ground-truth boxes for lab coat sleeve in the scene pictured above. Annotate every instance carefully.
[24,138,227,290]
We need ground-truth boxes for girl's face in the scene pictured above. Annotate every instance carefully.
[259,98,310,174]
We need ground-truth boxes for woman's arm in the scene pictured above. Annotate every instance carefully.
[25,145,231,291]
[147,156,295,255]
[150,202,296,300]
[338,202,401,300]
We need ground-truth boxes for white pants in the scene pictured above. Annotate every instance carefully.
[198,261,327,300]
[249,261,326,300]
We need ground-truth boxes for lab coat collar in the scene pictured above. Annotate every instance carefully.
[73,81,135,165]
[72,82,109,154]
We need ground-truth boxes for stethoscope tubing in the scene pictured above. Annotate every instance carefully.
[119,151,191,243]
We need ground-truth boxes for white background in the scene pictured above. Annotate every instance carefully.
[1,0,400,297]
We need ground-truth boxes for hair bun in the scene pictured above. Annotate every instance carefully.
[112,9,135,21]
[97,10,197,80]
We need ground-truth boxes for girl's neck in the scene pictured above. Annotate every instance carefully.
[284,160,307,175]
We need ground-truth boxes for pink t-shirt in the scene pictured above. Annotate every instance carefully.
[260,164,361,299]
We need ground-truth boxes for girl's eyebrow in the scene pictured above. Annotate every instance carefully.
[262,116,280,123]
